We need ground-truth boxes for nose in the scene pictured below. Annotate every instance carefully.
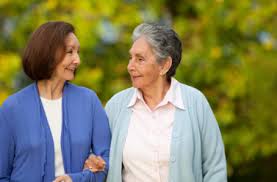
[73,53,80,65]
[127,58,135,72]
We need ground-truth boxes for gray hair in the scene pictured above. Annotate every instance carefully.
[132,23,182,80]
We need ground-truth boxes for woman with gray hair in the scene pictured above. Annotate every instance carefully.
[87,23,227,182]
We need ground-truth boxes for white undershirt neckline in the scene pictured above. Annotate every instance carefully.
[40,96,65,177]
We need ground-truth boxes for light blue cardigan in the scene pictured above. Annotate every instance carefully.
[105,83,227,182]
[0,82,111,182]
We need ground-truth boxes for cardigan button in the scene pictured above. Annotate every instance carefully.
[170,156,176,162]
[172,133,178,138]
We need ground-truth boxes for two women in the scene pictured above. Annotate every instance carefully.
[0,21,227,182]
[0,21,110,182]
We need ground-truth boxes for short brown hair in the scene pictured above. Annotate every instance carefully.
[22,21,75,80]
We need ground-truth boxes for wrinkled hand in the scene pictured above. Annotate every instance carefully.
[83,154,106,172]
[53,174,72,182]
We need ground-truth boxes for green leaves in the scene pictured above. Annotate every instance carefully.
[0,53,20,103]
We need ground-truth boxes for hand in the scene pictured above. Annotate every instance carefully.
[53,174,72,182]
[83,154,106,172]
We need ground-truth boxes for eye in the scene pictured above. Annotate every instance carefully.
[138,58,144,62]
[66,49,73,54]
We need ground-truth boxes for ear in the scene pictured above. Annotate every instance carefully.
[160,57,172,76]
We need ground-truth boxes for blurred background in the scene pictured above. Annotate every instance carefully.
[0,0,276,181]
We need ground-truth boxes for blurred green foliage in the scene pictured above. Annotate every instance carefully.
[0,0,276,181]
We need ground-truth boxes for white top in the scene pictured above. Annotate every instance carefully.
[40,97,65,177]
[123,78,184,182]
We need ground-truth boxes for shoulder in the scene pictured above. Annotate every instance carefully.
[1,84,37,124]
[178,82,215,131]
[65,82,98,99]
[64,83,105,113]
[177,82,212,117]
[105,87,135,108]
[107,87,134,104]
[179,83,207,105]
[1,84,35,111]
[105,87,134,115]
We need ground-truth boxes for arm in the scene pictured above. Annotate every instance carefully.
[54,92,111,182]
[199,95,227,182]
[67,94,111,182]
[0,108,14,182]
[90,95,111,181]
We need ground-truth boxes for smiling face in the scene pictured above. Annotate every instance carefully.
[127,36,164,90]
[52,32,80,81]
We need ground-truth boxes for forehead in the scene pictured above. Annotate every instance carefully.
[129,36,154,55]
[64,32,80,47]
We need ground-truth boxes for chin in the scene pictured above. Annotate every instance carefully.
[132,82,143,89]
[67,77,75,81]
[64,76,75,81]
[66,73,76,80]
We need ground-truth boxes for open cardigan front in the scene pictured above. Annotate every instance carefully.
[0,83,111,182]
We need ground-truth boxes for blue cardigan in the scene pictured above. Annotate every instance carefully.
[0,83,111,182]
[105,83,227,182]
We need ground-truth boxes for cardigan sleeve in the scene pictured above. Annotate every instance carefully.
[0,107,14,182]
[68,170,103,182]
[91,94,111,182]
[198,94,227,182]
[68,92,111,182]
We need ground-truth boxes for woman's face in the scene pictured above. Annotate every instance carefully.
[127,36,163,90]
[52,32,80,82]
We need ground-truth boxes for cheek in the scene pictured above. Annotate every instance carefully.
[58,66,65,73]
[146,66,160,78]
[55,65,67,75]
[61,61,69,68]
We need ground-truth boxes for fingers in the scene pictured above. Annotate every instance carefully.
[95,156,106,169]
[84,160,97,172]
[97,156,106,165]
[89,155,106,167]
[83,155,106,172]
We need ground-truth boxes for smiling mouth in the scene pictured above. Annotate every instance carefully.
[66,68,76,72]
[132,75,142,79]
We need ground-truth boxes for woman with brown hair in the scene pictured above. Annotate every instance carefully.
[0,21,110,182]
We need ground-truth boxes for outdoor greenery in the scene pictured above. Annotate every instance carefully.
[0,0,276,181]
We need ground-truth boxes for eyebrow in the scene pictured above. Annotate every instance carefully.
[66,45,80,49]
[129,51,144,57]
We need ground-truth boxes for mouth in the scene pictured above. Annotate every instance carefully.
[131,75,142,80]
[66,67,76,72]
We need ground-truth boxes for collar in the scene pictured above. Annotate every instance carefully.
[127,77,185,110]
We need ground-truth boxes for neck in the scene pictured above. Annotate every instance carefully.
[140,77,171,110]
[37,78,65,100]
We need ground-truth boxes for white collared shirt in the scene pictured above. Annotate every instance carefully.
[123,78,184,182]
